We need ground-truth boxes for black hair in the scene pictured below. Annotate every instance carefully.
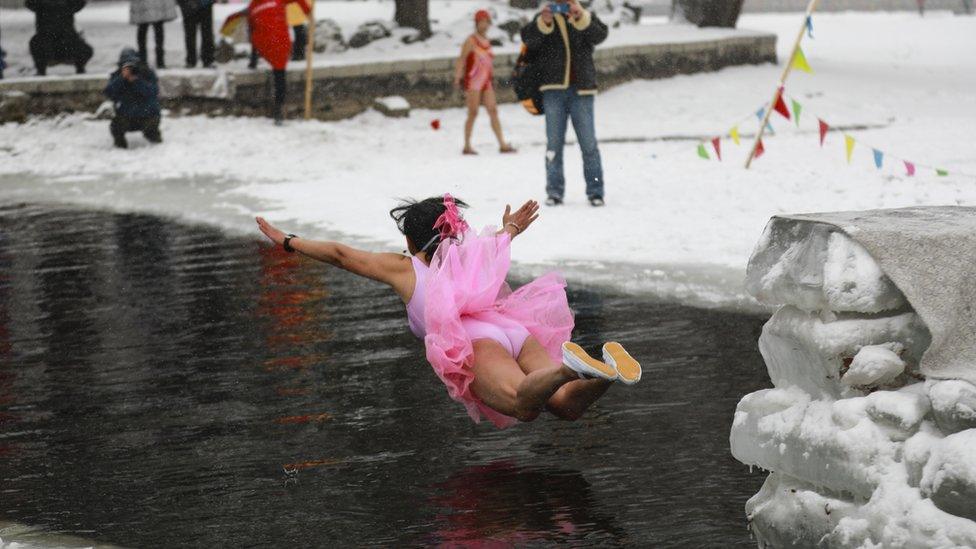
[390,196,469,255]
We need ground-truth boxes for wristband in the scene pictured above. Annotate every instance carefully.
[283,234,298,252]
[505,222,522,235]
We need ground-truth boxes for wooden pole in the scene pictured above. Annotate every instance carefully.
[744,0,819,169]
[303,0,317,120]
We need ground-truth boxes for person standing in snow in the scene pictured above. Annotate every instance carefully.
[453,10,516,156]
[130,0,178,68]
[25,0,94,76]
[177,0,216,68]
[247,0,310,124]
[104,48,163,149]
[520,0,608,207]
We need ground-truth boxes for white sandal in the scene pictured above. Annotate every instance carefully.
[602,341,641,385]
[562,342,618,381]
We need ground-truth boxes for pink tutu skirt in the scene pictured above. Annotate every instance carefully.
[424,228,575,429]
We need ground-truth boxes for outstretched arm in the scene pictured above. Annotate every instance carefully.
[498,200,540,240]
[256,217,412,289]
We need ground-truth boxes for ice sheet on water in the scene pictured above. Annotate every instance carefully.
[746,221,907,313]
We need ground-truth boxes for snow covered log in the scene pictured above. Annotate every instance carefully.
[732,207,976,547]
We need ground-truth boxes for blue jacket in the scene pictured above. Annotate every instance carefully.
[104,65,161,118]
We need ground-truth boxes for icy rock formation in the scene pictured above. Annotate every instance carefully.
[732,223,976,547]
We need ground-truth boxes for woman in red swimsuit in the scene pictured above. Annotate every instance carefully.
[453,10,516,156]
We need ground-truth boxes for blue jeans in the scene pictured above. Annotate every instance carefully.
[543,87,604,199]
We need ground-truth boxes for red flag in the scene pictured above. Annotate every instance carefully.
[711,137,722,161]
[754,138,765,160]
[773,87,791,120]
[430,119,441,130]
[904,161,916,176]
[818,119,829,147]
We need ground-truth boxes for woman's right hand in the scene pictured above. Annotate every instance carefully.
[540,4,553,25]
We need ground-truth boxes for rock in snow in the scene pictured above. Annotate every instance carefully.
[732,219,976,547]
[842,344,906,389]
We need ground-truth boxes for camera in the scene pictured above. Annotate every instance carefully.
[550,2,571,14]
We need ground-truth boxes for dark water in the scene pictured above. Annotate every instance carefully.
[0,204,769,548]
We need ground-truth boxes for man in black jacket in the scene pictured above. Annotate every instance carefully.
[26,0,94,76]
[521,0,609,207]
[104,48,163,149]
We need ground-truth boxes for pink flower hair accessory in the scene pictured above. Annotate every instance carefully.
[433,193,470,241]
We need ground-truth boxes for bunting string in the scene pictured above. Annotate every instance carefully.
[695,89,975,179]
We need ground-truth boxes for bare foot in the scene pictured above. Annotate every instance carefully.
[463,147,478,155]
[499,144,517,154]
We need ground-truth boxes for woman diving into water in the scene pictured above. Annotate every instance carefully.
[256,195,640,427]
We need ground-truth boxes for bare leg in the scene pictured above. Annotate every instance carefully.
[469,339,578,422]
[463,89,481,153]
[517,337,612,420]
[482,88,511,151]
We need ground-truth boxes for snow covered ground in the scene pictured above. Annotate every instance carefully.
[1,11,975,310]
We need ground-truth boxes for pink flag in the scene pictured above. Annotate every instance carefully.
[711,137,722,161]
[904,161,916,176]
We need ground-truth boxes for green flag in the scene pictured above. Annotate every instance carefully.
[936,169,949,176]
[791,99,802,127]
[697,143,710,160]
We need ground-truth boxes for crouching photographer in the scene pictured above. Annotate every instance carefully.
[103,48,163,149]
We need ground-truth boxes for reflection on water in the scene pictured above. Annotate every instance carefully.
[0,204,769,547]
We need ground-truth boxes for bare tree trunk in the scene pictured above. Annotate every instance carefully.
[672,0,744,28]
[395,0,431,36]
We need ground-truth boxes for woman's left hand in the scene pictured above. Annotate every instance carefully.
[256,216,287,246]
[502,200,540,236]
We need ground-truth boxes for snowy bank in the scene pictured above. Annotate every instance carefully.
[730,207,976,547]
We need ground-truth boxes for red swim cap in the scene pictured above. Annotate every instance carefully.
[474,9,491,22]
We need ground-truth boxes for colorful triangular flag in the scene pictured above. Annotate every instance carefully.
[873,149,884,169]
[697,143,710,160]
[805,15,814,39]
[818,119,829,146]
[712,137,722,161]
[937,168,949,176]
[754,138,765,160]
[792,47,813,74]
[730,125,741,145]
[844,135,856,164]
[773,88,791,120]
[791,99,803,127]
[905,161,916,176]
[756,107,774,134]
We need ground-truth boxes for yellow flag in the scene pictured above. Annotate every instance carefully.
[844,135,856,164]
[730,126,741,145]
[792,47,813,74]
